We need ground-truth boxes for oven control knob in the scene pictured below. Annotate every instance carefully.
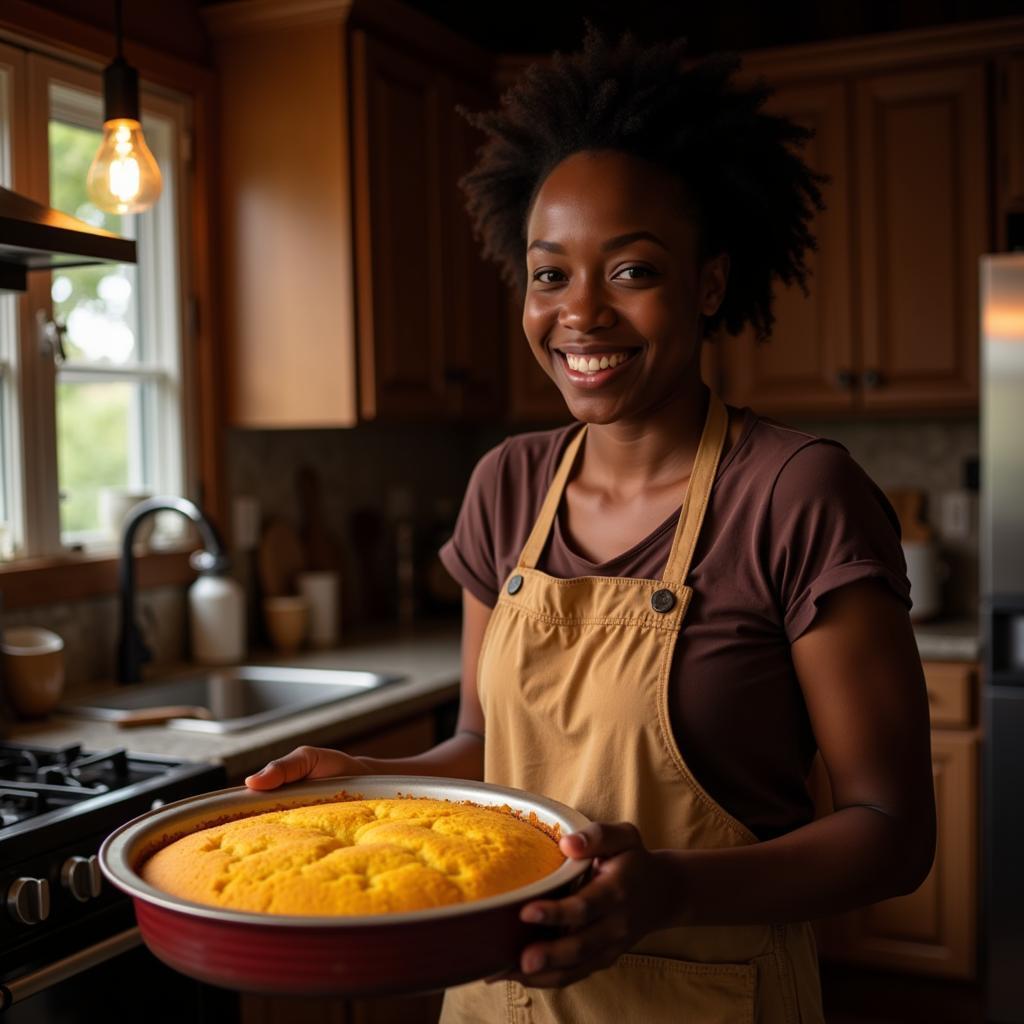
[6,877,50,925]
[61,855,102,902]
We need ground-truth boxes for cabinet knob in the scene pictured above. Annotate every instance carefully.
[862,368,883,389]
[836,369,855,390]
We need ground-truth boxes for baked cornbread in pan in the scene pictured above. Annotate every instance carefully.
[140,797,564,916]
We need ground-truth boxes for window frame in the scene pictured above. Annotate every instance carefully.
[0,27,219,610]
[46,77,191,550]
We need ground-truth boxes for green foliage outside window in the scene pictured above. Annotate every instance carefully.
[49,119,141,536]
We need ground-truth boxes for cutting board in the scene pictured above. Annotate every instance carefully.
[258,517,306,597]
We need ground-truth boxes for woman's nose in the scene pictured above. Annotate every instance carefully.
[558,278,617,332]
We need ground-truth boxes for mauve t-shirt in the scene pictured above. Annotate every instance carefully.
[439,406,912,840]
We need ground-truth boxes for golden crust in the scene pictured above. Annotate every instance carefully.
[140,797,564,916]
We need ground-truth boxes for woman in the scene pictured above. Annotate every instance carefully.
[246,24,936,1022]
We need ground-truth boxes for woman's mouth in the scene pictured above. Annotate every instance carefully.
[556,348,640,388]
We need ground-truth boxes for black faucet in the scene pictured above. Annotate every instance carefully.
[117,496,229,684]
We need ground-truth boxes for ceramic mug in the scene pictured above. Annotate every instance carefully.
[297,571,340,648]
[263,596,309,656]
[99,487,156,550]
[1,627,66,718]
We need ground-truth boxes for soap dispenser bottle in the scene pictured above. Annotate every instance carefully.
[188,556,245,665]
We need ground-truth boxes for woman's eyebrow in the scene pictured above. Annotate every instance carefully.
[527,230,669,254]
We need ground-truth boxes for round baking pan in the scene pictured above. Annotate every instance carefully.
[99,775,592,996]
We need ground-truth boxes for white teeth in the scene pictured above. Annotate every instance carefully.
[565,351,631,372]
[565,352,634,372]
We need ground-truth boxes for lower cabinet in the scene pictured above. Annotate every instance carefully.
[812,661,981,980]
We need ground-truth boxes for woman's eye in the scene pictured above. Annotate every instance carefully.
[532,269,564,284]
[616,265,654,280]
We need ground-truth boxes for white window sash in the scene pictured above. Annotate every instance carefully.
[16,57,191,557]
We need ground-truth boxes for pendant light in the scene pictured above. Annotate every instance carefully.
[86,0,162,215]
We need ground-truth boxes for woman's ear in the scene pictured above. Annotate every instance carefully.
[700,252,730,317]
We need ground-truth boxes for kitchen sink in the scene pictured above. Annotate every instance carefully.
[57,666,404,733]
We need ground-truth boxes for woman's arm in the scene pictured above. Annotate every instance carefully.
[507,579,936,986]
[657,576,936,925]
[246,589,491,789]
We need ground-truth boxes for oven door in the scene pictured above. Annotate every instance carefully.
[0,926,240,1023]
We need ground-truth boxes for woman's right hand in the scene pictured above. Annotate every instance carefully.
[244,745,369,790]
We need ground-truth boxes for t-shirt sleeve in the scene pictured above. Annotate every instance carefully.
[766,441,912,642]
[438,441,507,609]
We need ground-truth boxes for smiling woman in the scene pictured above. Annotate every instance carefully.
[244,21,935,1024]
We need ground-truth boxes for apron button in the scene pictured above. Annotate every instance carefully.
[651,588,676,613]
[507,574,524,595]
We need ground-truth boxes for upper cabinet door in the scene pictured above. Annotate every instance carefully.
[440,77,504,420]
[351,30,448,420]
[855,64,987,411]
[719,80,855,414]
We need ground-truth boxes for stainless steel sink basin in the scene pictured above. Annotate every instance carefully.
[57,666,404,733]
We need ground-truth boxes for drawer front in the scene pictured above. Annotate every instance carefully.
[923,662,976,728]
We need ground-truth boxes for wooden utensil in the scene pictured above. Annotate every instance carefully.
[258,517,306,597]
[886,488,933,543]
[115,705,213,729]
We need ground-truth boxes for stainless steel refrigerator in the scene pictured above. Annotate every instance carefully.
[980,252,1024,1024]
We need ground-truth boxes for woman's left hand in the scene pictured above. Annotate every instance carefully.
[491,822,671,989]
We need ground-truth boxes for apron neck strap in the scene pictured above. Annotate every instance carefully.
[516,392,729,583]
[661,391,728,585]
[517,423,588,570]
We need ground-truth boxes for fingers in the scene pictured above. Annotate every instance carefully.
[507,916,628,989]
[558,821,641,860]
[244,746,341,790]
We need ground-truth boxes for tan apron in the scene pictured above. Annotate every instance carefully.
[441,392,825,1024]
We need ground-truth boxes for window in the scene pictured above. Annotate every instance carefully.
[0,43,21,560]
[48,83,186,547]
[0,48,192,561]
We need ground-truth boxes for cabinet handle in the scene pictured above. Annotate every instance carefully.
[835,369,855,391]
[862,368,882,389]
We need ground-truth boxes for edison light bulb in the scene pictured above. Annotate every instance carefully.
[86,118,162,215]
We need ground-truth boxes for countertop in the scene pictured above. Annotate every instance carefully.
[912,618,982,662]
[5,625,462,781]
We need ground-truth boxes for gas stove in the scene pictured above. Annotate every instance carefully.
[0,740,225,1015]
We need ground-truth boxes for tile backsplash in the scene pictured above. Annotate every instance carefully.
[788,413,979,617]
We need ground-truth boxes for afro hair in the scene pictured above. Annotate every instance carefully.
[455,21,826,341]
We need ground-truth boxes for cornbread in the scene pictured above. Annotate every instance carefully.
[140,797,564,916]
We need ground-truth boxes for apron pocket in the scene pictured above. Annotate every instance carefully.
[534,952,756,1024]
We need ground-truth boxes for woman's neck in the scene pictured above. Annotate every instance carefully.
[577,379,711,498]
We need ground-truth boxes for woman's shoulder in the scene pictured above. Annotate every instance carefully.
[727,407,858,487]
[732,407,900,535]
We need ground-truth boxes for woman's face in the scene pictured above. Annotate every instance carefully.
[523,149,728,426]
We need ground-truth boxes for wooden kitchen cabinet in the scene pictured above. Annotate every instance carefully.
[855,64,986,411]
[721,62,987,416]
[1001,54,1024,206]
[351,31,503,421]
[813,661,981,980]
[206,0,502,428]
[717,80,855,414]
